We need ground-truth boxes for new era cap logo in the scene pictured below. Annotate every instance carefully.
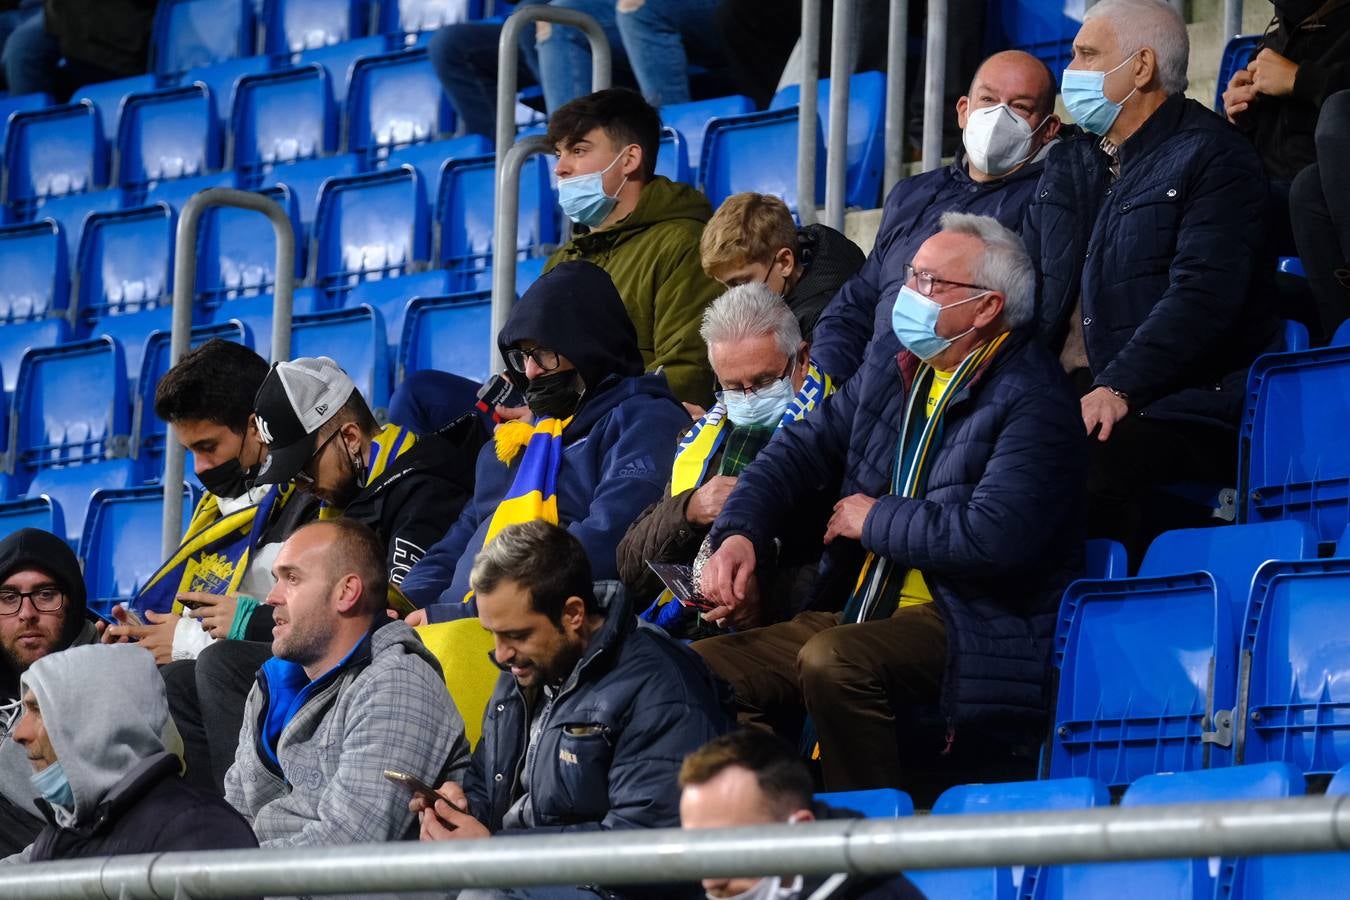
[256,415,275,444]
[315,403,328,415]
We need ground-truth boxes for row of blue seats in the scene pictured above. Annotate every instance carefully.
[826,761,1350,899]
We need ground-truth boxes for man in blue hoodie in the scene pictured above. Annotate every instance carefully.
[403,261,690,623]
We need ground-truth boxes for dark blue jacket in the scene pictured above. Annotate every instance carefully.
[710,328,1086,737]
[464,590,730,834]
[810,153,1049,381]
[1024,94,1280,430]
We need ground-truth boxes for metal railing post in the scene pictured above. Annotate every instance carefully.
[1223,0,1244,39]
[161,189,295,559]
[920,0,948,171]
[796,0,821,225]
[823,0,853,229]
[883,0,909,196]
[491,135,554,372]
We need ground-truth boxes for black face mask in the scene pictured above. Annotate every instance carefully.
[198,457,260,500]
[524,370,584,420]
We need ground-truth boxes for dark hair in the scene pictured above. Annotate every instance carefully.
[679,730,815,818]
[303,518,388,618]
[321,389,380,439]
[469,521,598,623]
[154,339,270,433]
[546,88,661,182]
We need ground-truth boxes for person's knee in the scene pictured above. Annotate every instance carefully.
[797,628,851,690]
[1290,162,1325,214]
[1317,89,1350,143]
[615,0,663,33]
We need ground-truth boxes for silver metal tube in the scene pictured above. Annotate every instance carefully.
[496,6,612,176]
[823,0,853,229]
[491,135,554,373]
[161,188,296,559]
[1223,0,1244,40]
[920,0,947,171]
[796,0,821,225]
[2,797,1348,899]
[882,0,909,195]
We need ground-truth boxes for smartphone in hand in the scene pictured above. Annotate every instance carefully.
[383,769,445,807]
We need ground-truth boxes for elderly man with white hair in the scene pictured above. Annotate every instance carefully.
[692,213,1087,792]
[1025,0,1279,562]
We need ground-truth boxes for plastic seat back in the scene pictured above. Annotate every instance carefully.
[294,34,390,106]
[208,286,324,361]
[231,65,337,176]
[378,0,475,43]
[415,617,500,748]
[1215,35,1263,116]
[151,0,255,77]
[701,107,824,215]
[33,187,123,265]
[27,459,139,548]
[0,220,67,323]
[348,48,454,161]
[1050,569,1234,788]
[1084,538,1127,580]
[345,268,452,363]
[437,152,556,288]
[814,789,914,818]
[140,171,239,214]
[265,0,368,53]
[655,125,691,186]
[1239,345,1350,545]
[73,75,159,148]
[184,55,273,133]
[261,153,362,240]
[116,84,221,198]
[75,205,176,326]
[0,496,63,545]
[4,103,108,218]
[1037,763,1303,900]
[399,291,492,383]
[195,185,304,306]
[660,94,754,184]
[313,166,429,296]
[0,92,53,164]
[771,72,885,209]
[81,484,194,619]
[381,133,491,201]
[1238,557,1350,776]
[0,318,71,396]
[292,305,390,414]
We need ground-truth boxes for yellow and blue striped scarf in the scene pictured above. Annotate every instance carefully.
[317,423,418,521]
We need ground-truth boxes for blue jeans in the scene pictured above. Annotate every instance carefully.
[2,10,57,97]
[388,369,486,435]
[533,0,628,113]
[615,0,725,107]
[428,0,548,139]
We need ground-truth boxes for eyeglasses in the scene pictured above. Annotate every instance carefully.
[506,347,562,374]
[0,587,64,616]
[720,355,796,399]
[294,429,341,488]
[903,263,991,298]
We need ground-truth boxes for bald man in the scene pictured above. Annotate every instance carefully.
[810,49,1063,381]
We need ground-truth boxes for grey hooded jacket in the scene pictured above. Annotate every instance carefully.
[225,620,470,847]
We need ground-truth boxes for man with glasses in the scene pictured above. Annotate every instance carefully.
[692,215,1086,791]
[401,261,690,623]
[0,528,98,854]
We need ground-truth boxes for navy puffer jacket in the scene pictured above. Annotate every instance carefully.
[710,328,1086,738]
[1024,94,1280,431]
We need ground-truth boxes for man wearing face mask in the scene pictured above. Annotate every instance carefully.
[400,261,690,624]
[617,283,835,632]
[1026,0,1279,563]
[809,49,1062,383]
[694,215,1086,791]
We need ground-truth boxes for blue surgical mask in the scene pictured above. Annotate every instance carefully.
[557,151,629,228]
[1061,52,1139,136]
[722,368,797,429]
[31,760,74,811]
[891,285,986,361]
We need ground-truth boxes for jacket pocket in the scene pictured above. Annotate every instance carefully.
[1111,186,1184,267]
[552,723,614,821]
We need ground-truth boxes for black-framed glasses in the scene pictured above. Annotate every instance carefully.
[719,354,797,399]
[0,587,64,616]
[506,347,562,374]
[903,263,990,298]
[294,429,341,487]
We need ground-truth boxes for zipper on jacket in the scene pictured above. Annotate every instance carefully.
[943,718,957,756]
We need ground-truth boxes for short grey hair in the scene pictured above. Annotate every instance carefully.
[1084,0,1190,95]
[937,212,1035,329]
[699,282,802,361]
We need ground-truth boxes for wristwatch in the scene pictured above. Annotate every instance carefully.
[1096,385,1129,403]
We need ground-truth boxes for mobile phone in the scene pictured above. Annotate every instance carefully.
[178,596,206,610]
[383,769,442,806]
[119,606,146,627]
[87,608,117,626]
[476,374,526,420]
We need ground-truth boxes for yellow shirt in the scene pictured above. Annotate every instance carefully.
[897,368,954,608]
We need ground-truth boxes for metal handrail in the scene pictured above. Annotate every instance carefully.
[921,0,948,171]
[491,134,554,371]
[883,0,910,196]
[823,0,853,230]
[796,0,821,226]
[160,188,296,559]
[1224,0,1244,40]
[1,796,1347,898]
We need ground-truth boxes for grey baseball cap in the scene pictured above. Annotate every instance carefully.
[251,357,356,486]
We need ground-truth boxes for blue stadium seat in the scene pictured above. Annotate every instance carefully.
[1084,538,1127,580]
[183,55,273,133]
[141,171,239,213]
[1222,764,1350,897]
[116,84,222,202]
[81,484,194,619]
[259,153,361,240]
[12,337,131,490]
[814,789,913,818]
[72,75,159,148]
[210,286,325,360]
[151,0,256,77]
[348,48,454,162]
[74,204,177,387]
[1215,35,1263,116]
[27,460,140,548]
[344,268,452,365]
[294,35,391,107]
[1283,318,1310,352]
[398,291,491,383]
[436,152,556,289]
[701,106,825,215]
[1237,556,1350,776]
[381,133,492,200]
[292,305,389,414]
[516,256,546,294]
[1333,319,1350,347]
[4,102,108,222]
[655,125,692,186]
[231,65,338,179]
[1036,763,1303,900]
[30,187,123,264]
[0,495,64,544]
[909,778,1109,900]
[0,220,67,324]
[1239,345,1350,546]
[195,185,305,306]
[0,92,54,175]
[0,318,70,397]
[660,94,755,184]
[771,73,885,210]
[313,166,430,297]
[378,0,475,43]
[265,0,369,53]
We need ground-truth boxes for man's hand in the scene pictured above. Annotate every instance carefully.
[824,494,877,544]
[178,592,240,640]
[700,535,760,627]
[405,608,428,627]
[1248,49,1299,98]
[682,401,707,420]
[107,610,179,665]
[494,404,531,423]
[1223,68,1258,121]
[413,781,490,841]
[703,572,762,630]
[686,475,737,527]
[1081,386,1130,442]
